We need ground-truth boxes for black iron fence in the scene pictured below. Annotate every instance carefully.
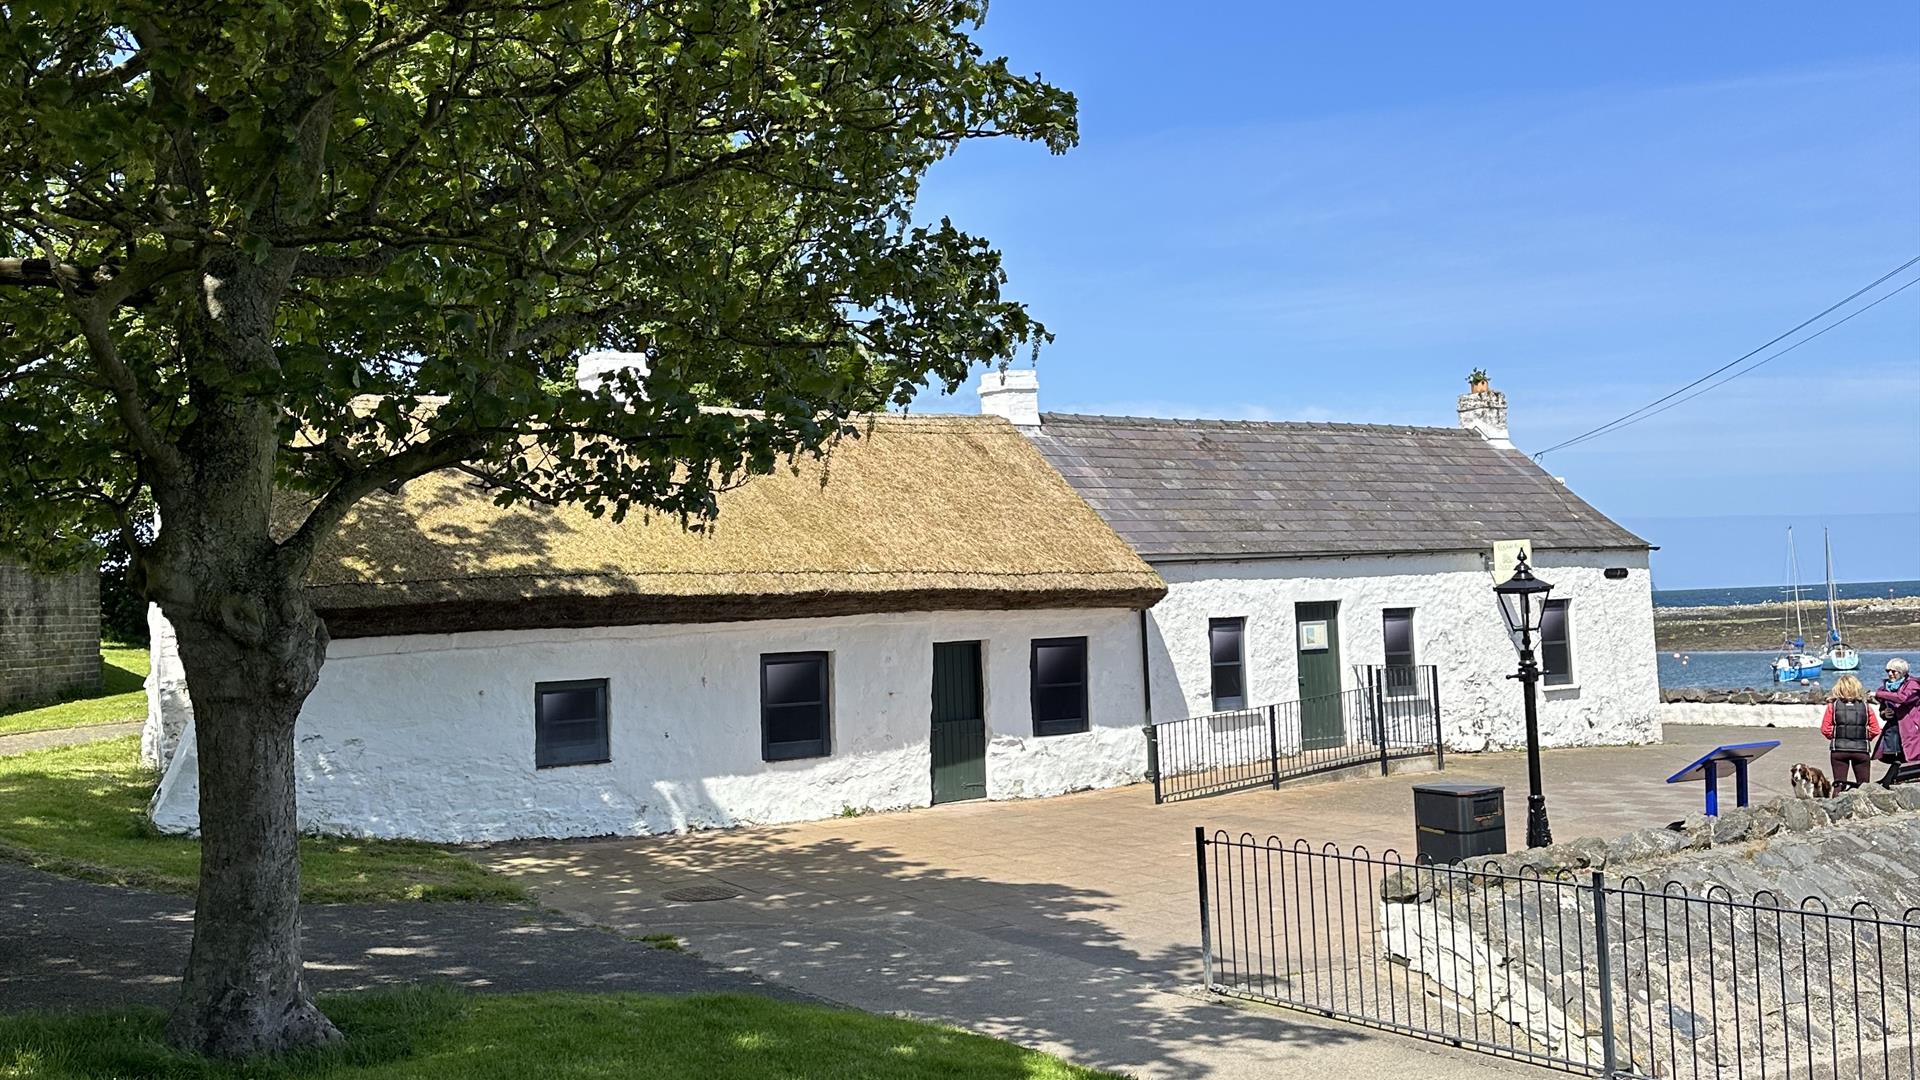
[1147,665,1441,804]
[1195,830,1920,1079]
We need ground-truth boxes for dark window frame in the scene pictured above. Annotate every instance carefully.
[1208,617,1247,711]
[1382,608,1417,696]
[761,651,832,761]
[534,678,611,769]
[1030,636,1090,737]
[1540,599,1573,686]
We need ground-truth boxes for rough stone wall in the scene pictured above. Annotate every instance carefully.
[148,604,1151,841]
[0,561,100,711]
[1380,793,1920,1077]
[1148,547,1658,751]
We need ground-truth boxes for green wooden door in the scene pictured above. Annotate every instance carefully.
[931,641,987,804]
[1294,602,1344,750]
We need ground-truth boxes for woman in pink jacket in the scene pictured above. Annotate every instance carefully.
[1871,657,1920,785]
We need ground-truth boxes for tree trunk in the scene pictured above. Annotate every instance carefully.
[162,596,341,1057]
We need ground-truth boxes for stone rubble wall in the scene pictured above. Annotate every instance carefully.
[1379,790,1920,1077]
[0,561,100,712]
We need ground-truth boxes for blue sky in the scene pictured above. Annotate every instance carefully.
[910,2,1920,589]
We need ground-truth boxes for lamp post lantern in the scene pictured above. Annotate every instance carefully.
[1493,552,1555,848]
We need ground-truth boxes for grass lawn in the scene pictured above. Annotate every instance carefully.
[0,646,151,738]
[0,988,1122,1079]
[0,736,522,904]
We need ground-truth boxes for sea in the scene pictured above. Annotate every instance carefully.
[1652,579,1920,690]
[1652,579,1920,608]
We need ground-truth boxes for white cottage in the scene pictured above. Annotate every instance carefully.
[145,413,1166,842]
[981,372,1659,753]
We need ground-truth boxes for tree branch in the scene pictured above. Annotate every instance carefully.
[274,431,485,575]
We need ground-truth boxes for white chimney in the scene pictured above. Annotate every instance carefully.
[577,349,651,397]
[978,367,1040,428]
[1457,385,1512,449]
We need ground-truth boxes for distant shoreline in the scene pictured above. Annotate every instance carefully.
[1653,595,1920,651]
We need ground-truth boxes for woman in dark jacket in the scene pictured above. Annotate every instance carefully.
[1821,674,1879,791]
[1872,658,1920,785]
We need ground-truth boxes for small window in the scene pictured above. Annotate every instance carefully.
[535,679,610,769]
[1030,637,1089,736]
[762,652,830,761]
[1208,618,1246,711]
[1382,608,1417,695]
[1540,599,1573,686]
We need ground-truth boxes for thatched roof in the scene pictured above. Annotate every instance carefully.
[295,414,1165,638]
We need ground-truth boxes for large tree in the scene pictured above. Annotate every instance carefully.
[0,0,1073,1057]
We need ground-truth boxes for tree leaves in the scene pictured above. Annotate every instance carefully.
[0,0,1078,572]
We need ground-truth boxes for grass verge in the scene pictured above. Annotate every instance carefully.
[0,736,522,904]
[0,987,1122,1079]
[0,646,151,738]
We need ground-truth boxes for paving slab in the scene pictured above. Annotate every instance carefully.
[480,725,1834,1077]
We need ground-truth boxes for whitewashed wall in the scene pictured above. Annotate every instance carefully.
[147,606,1147,842]
[1144,549,1658,751]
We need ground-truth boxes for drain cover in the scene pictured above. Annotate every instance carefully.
[661,883,743,903]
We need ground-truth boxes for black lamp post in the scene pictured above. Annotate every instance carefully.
[1494,553,1555,848]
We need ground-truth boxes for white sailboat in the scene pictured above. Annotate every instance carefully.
[1771,528,1823,683]
[1820,527,1860,671]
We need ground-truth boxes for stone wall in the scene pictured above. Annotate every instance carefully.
[0,561,100,711]
[1380,792,1920,1076]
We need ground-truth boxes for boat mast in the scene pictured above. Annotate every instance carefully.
[1788,527,1807,647]
[1824,527,1842,643]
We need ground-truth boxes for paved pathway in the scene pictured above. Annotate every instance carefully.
[0,861,802,1014]
[0,721,142,758]
[479,725,1825,1078]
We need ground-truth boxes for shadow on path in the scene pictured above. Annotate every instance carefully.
[0,861,800,1014]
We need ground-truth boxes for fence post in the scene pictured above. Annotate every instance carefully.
[1429,666,1445,771]
[1267,705,1281,789]
[1373,675,1389,776]
[1195,827,1215,990]
[1146,724,1162,805]
[1592,870,1618,1078]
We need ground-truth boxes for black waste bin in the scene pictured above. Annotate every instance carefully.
[1412,782,1506,864]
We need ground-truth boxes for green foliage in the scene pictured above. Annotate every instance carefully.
[0,0,1078,565]
[0,645,148,736]
[1467,368,1490,386]
[0,736,524,902]
[0,988,1123,1078]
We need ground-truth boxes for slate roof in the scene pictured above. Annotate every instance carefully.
[1027,413,1649,562]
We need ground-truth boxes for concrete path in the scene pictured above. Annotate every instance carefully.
[0,721,142,758]
[479,725,1829,1077]
[0,861,803,1014]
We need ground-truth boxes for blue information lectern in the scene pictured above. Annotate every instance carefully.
[1665,740,1780,817]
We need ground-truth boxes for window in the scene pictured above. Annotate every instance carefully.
[762,652,831,761]
[535,679,610,769]
[1540,599,1573,686]
[1030,636,1089,736]
[1382,608,1417,695]
[1208,618,1246,711]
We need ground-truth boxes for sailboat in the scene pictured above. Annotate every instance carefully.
[1820,527,1860,671]
[1771,528,1824,683]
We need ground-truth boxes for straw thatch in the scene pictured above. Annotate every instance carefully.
[291,414,1166,637]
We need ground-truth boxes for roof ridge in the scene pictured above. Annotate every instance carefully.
[1038,412,1476,436]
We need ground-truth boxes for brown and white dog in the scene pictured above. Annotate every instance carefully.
[1790,762,1833,799]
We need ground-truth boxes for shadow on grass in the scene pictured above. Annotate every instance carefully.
[99,657,145,697]
[0,737,521,904]
[0,988,1117,1079]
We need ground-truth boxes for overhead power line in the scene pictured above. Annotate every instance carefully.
[1534,255,1920,457]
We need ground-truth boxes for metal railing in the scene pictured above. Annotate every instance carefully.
[1195,830,1920,1079]
[1147,665,1441,804]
